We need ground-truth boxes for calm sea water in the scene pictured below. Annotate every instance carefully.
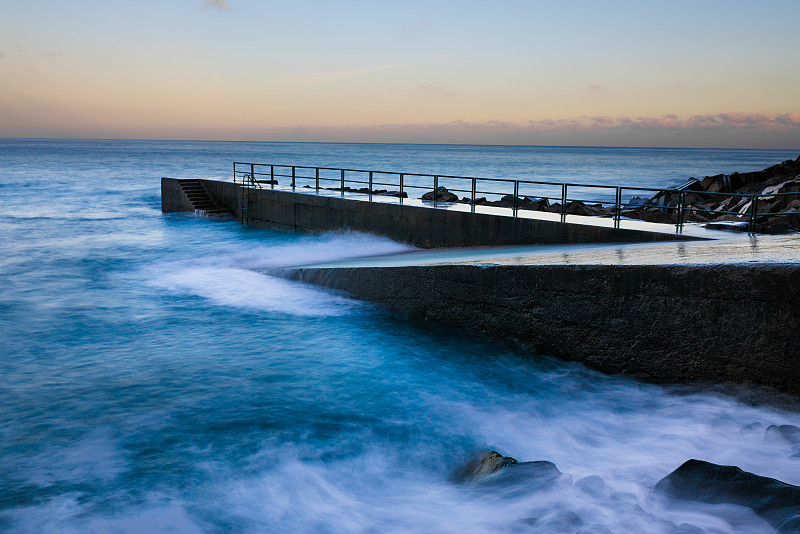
[1,139,799,533]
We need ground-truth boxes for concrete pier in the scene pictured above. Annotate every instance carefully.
[162,176,800,394]
[162,177,704,247]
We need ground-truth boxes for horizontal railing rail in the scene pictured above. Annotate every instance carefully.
[232,161,799,234]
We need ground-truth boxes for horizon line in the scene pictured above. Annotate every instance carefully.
[2,136,799,153]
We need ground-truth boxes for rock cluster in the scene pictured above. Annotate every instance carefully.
[459,443,800,533]
[419,155,800,233]
[312,185,408,198]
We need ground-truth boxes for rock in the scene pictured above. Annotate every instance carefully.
[457,451,572,497]
[704,221,749,232]
[526,197,550,211]
[740,422,764,433]
[654,459,800,532]
[421,186,459,202]
[458,450,518,479]
[566,201,592,216]
[625,195,649,207]
[575,475,608,498]
[766,425,800,445]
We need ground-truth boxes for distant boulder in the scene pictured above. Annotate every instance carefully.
[421,186,459,202]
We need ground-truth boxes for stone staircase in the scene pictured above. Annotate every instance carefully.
[178,179,230,215]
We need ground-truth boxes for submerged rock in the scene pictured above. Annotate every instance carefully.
[575,475,609,499]
[740,422,764,433]
[766,424,800,445]
[517,509,583,533]
[654,459,800,532]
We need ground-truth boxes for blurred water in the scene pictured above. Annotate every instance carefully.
[1,139,799,533]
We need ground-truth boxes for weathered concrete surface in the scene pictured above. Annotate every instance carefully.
[281,263,800,394]
[161,177,700,248]
[161,177,196,212]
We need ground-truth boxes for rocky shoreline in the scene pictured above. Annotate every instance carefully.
[464,423,800,533]
[302,156,800,234]
[421,155,800,234]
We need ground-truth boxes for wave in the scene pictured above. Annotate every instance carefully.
[142,232,412,316]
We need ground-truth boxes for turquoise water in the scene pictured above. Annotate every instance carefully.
[1,139,799,533]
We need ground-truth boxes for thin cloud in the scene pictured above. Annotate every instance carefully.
[589,84,605,93]
[335,112,800,137]
[203,0,232,11]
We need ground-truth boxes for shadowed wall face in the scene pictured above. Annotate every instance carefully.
[282,263,800,395]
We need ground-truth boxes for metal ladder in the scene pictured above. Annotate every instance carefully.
[240,173,254,225]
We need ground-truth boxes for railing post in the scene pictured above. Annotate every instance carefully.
[433,175,438,207]
[471,177,477,213]
[513,180,519,217]
[340,169,345,195]
[315,168,320,191]
[676,191,685,233]
[399,173,404,203]
[749,194,758,234]
[291,166,296,189]
[615,186,621,228]
[368,171,373,201]
[250,164,255,187]
[233,162,236,184]
[270,165,275,189]
[560,184,567,223]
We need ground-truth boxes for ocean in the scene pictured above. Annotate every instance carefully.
[1,138,799,533]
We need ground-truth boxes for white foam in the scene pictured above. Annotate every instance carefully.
[142,232,412,316]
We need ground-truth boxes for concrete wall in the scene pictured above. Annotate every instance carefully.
[162,177,697,248]
[282,263,800,395]
[161,177,195,212]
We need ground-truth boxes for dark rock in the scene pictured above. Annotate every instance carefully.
[766,425,800,445]
[525,197,551,211]
[704,221,749,232]
[654,459,800,532]
[546,202,563,213]
[421,187,459,202]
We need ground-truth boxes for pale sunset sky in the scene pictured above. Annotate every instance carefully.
[1,0,799,148]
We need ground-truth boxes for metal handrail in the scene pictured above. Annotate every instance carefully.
[233,161,799,234]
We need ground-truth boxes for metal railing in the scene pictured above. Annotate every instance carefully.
[233,162,799,234]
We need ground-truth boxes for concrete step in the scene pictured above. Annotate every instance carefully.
[177,179,230,215]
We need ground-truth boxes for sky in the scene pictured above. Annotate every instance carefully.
[1,0,799,148]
